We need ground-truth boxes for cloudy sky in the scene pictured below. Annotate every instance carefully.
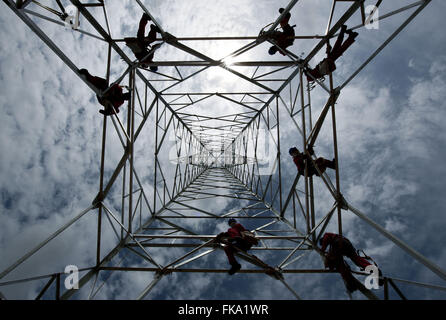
[1,0,446,300]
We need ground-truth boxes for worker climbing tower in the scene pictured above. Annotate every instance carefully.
[1,0,444,300]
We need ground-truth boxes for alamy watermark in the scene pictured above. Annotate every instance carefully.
[63,5,80,30]
[364,5,380,30]
[64,265,79,290]
[364,264,380,290]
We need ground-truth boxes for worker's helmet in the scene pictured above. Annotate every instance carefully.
[279,8,285,14]
[289,147,299,155]
[228,218,237,226]
[268,46,278,55]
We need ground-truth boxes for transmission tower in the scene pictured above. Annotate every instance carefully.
[1,0,445,300]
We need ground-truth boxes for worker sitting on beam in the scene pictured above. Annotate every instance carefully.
[216,219,258,275]
[125,12,162,71]
[320,232,383,293]
[305,25,358,82]
[289,145,335,177]
[79,68,130,116]
[268,8,296,56]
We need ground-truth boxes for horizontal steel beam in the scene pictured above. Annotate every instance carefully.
[162,92,272,96]
[115,35,325,42]
[133,234,305,240]
[126,243,305,250]
[140,61,299,67]
[100,267,336,274]
[156,215,278,219]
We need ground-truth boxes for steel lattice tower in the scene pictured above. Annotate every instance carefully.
[1,0,445,300]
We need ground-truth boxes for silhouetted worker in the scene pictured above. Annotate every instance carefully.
[320,232,382,293]
[305,25,358,82]
[125,13,161,71]
[268,8,295,55]
[79,68,130,116]
[216,219,254,275]
[289,145,335,177]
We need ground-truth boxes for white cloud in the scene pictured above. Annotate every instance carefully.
[1,0,446,301]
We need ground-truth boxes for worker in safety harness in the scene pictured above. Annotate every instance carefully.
[79,69,130,116]
[125,13,162,71]
[268,8,296,55]
[319,232,383,293]
[305,24,358,82]
[289,145,336,177]
[216,219,258,275]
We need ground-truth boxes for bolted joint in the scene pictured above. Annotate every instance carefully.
[265,267,284,280]
[330,86,341,98]
[125,144,132,155]
[92,192,104,208]
[336,193,349,210]
[163,32,177,44]
[156,268,172,277]
[15,0,25,9]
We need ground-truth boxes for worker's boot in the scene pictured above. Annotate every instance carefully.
[345,279,359,293]
[327,158,336,170]
[78,68,89,76]
[78,68,91,82]
[228,262,241,275]
[142,13,151,22]
[346,28,358,38]
[150,24,161,34]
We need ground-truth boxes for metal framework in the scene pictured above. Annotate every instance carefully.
[1,0,445,300]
